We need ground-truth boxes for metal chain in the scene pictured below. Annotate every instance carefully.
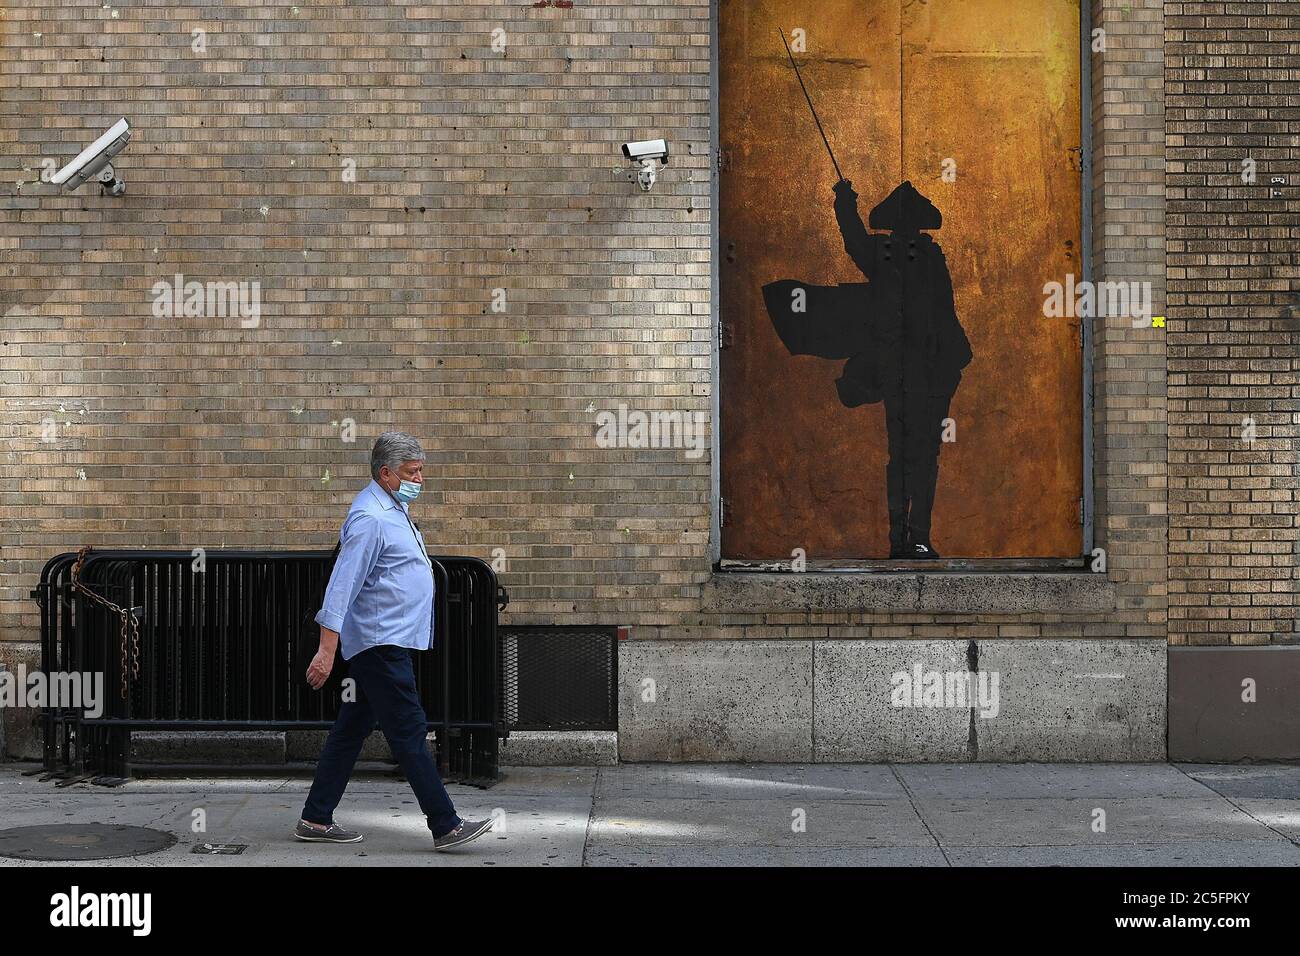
[70,546,141,699]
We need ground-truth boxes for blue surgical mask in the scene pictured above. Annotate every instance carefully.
[393,479,422,503]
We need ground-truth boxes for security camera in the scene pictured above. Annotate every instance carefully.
[622,139,669,164]
[622,138,669,191]
[51,118,131,197]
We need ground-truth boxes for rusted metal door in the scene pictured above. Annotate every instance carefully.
[720,0,1083,561]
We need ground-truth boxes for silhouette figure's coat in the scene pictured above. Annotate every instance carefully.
[762,179,973,557]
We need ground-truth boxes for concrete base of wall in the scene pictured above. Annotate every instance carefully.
[6,636,1196,765]
[618,639,1167,762]
[285,729,411,763]
[133,730,434,766]
[131,730,621,768]
[500,730,618,766]
[0,643,41,760]
[133,731,288,765]
[1169,645,1300,761]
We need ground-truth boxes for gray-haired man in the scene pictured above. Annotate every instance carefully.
[295,431,493,851]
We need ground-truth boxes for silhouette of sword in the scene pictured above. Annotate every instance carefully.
[779,28,844,183]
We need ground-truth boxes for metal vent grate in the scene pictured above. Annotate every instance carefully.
[499,626,618,731]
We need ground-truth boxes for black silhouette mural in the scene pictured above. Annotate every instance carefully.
[763,179,973,558]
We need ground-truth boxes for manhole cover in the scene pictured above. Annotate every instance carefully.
[0,824,177,861]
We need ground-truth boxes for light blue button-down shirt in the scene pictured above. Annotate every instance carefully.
[315,479,434,661]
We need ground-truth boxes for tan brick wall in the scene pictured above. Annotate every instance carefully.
[1090,0,1169,639]
[1166,0,1300,645]
[1,1,1167,651]
[1,1,717,637]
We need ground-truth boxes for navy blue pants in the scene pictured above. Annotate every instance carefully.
[302,643,461,837]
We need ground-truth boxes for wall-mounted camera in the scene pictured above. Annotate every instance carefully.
[51,118,131,197]
[622,138,669,192]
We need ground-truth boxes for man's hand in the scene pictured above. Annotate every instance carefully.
[833,178,857,200]
[306,626,340,690]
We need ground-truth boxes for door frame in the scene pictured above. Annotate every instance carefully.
[708,0,1096,568]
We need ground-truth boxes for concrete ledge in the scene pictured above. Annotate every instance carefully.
[814,641,971,761]
[0,643,41,760]
[500,730,618,766]
[619,640,813,761]
[90,727,601,768]
[619,638,1165,762]
[132,731,287,765]
[816,639,1165,761]
[917,574,1117,614]
[703,572,1116,615]
[286,729,410,763]
[1169,646,1300,761]
[975,639,1166,761]
[136,729,436,765]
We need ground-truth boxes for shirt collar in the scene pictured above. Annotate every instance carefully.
[365,479,403,512]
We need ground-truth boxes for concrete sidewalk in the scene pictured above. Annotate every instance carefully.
[1,762,1298,866]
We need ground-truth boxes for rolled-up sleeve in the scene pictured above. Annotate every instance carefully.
[315,511,383,633]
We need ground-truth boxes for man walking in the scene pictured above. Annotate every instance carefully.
[295,431,493,851]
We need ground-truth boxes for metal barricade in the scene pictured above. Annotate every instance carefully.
[32,549,509,787]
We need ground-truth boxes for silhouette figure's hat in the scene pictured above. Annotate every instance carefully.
[868,180,942,232]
